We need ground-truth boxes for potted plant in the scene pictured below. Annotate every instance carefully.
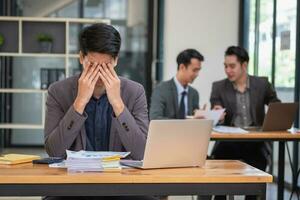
[0,33,4,51]
[37,33,53,53]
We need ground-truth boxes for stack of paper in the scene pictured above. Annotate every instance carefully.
[64,150,130,172]
[213,125,249,134]
[0,154,40,165]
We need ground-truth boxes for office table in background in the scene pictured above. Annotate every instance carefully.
[211,131,300,200]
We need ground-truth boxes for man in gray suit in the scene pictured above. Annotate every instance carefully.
[44,23,156,200]
[150,49,204,120]
[210,46,280,200]
[150,49,208,200]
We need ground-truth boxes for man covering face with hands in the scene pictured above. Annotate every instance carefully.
[44,23,149,165]
[75,56,124,118]
[44,23,156,200]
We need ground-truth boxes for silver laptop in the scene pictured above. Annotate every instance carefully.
[121,119,213,169]
[244,102,298,132]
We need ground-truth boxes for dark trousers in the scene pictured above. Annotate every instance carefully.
[212,141,268,200]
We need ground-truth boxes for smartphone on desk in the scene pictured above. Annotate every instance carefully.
[32,157,64,164]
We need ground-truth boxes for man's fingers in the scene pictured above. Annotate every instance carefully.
[101,63,114,80]
[89,64,101,84]
[86,62,99,80]
[91,72,101,86]
[81,61,93,80]
[98,70,110,87]
[80,60,90,78]
[99,64,111,85]
[107,62,118,78]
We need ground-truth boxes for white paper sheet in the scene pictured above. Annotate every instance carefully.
[193,109,225,126]
[213,125,249,134]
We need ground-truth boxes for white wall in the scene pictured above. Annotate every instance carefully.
[163,0,239,107]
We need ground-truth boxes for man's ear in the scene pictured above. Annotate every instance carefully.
[242,62,248,71]
[79,51,84,65]
[179,63,186,71]
[113,56,119,67]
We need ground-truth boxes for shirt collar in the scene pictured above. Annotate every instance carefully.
[91,93,108,102]
[173,76,189,94]
[233,75,250,91]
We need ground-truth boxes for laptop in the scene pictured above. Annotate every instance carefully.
[244,102,298,132]
[121,119,213,169]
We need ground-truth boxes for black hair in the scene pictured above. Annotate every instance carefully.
[79,23,121,58]
[176,49,204,70]
[225,46,249,64]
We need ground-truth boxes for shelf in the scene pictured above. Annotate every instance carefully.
[0,53,66,57]
[0,21,19,52]
[0,16,110,24]
[22,21,66,54]
[0,89,47,93]
[69,54,80,58]
[0,124,43,129]
[0,16,110,131]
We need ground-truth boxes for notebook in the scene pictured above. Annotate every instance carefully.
[0,154,40,165]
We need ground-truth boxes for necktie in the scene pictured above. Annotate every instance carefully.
[178,91,187,119]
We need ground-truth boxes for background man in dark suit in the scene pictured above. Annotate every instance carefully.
[210,46,280,200]
[150,49,204,120]
[44,23,156,200]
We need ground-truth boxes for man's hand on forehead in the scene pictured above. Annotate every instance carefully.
[84,60,116,70]
[85,60,111,66]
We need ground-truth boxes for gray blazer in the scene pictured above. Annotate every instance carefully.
[149,79,199,120]
[44,75,149,160]
[210,75,280,126]
[210,75,281,161]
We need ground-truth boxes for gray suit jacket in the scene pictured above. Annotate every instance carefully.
[210,76,281,162]
[44,75,149,160]
[149,79,199,120]
[210,75,280,126]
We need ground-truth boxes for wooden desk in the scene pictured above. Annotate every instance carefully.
[0,160,272,198]
[211,131,300,140]
[211,131,300,200]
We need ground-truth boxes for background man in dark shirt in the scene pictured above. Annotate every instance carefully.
[210,46,280,200]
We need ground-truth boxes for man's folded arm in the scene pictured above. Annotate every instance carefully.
[44,85,87,157]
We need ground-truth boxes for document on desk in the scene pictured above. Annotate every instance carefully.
[288,127,300,134]
[66,150,130,159]
[213,125,249,134]
[193,109,225,126]
[49,150,130,172]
